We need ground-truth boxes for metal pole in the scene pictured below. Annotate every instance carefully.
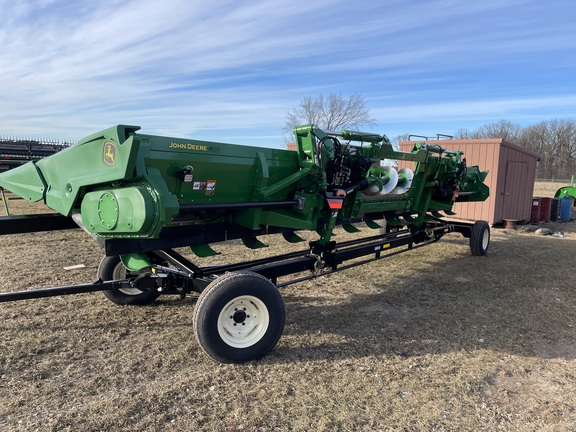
[1,189,9,216]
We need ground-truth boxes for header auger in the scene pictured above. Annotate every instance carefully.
[0,124,490,363]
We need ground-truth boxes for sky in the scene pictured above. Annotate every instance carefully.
[1,0,576,148]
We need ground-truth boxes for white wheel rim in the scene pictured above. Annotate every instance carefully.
[481,229,489,250]
[113,262,144,296]
[217,295,270,348]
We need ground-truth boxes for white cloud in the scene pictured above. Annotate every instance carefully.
[0,0,575,145]
[372,95,576,121]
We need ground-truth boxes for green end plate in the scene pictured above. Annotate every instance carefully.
[120,253,153,271]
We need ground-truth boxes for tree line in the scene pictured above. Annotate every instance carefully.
[393,119,576,179]
[452,119,576,180]
[284,94,576,180]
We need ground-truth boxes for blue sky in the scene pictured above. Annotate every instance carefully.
[1,0,575,148]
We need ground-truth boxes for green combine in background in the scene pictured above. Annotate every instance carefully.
[555,176,576,202]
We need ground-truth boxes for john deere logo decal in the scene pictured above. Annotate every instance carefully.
[103,142,116,166]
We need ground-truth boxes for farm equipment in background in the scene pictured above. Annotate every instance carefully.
[0,124,490,363]
[555,176,576,202]
[0,136,70,172]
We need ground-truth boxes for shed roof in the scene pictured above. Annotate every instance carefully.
[399,138,541,161]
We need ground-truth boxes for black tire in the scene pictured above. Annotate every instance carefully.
[470,220,490,256]
[193,271,285,363]
[98,256,161,305]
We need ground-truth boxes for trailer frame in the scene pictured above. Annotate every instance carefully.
[0,217,483,298]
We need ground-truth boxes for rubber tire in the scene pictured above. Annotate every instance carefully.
[98,255,161,305]
[470,220,490,256]
[193,271,285,363]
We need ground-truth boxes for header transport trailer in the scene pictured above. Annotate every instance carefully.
[0,124,489,363]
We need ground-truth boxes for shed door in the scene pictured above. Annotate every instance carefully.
[502,161,528,220]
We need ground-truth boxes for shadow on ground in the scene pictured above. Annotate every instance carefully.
[273,232,576,362]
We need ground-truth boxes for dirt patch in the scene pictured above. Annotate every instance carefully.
[482,361,575,427]
[532,339,576,360]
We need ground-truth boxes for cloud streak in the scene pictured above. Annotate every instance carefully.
[1,0,575,144]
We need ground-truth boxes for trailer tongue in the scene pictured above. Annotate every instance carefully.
[0,124,489,363]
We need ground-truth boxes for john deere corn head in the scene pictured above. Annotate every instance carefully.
[0,124,489,363]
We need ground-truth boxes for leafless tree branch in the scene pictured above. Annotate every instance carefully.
[284,93,376,135]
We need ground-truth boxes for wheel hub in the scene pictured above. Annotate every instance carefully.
[233,309,247,324]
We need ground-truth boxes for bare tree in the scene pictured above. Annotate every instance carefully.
[455,118,576,179]
[474,120,523,143]
[391,133,412,143]
[284,94,376,135]
[550,119,576,169]
[453,128,488,139]
[522,121,551,177]
[453,128,473,139]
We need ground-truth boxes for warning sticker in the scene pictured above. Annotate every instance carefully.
[193,182,206,191]
[205,180,216,196]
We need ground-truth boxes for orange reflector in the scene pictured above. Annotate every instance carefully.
[327,198,343,209]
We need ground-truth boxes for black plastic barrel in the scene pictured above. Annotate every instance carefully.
[550,198,561,222]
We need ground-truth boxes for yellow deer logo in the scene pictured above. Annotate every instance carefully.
[103,142,116,166]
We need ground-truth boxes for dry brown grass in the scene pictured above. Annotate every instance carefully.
[532,180,571,198]
[1,197,576,431]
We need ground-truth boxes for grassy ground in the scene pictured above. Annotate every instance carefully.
[0,188,575,431]
[532,180,570,198]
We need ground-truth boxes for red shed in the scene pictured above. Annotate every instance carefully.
[398,138,541,225]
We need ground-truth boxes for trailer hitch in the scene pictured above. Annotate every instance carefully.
[128,272,163,291]
[0,272,171,303]
[0,279,129,303]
